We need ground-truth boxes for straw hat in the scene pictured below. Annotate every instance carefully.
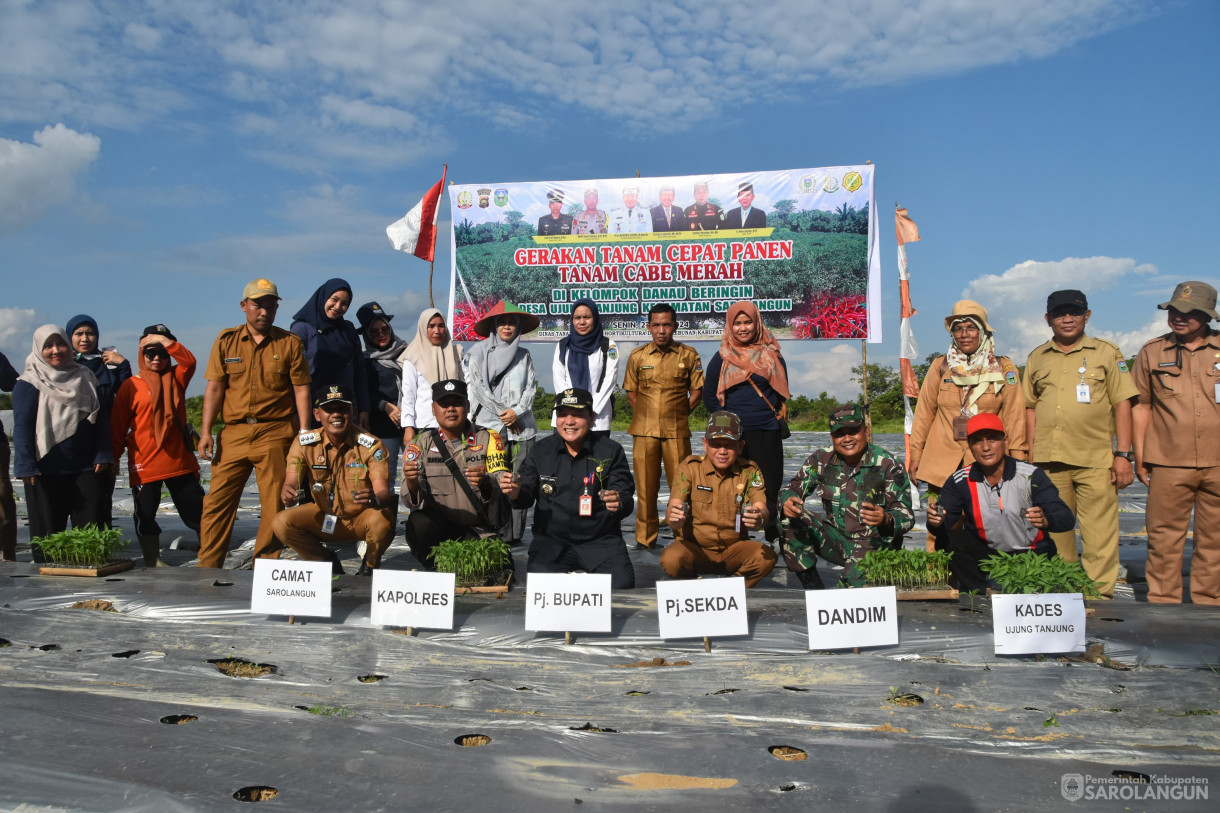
[471,301,541,338]
[943,299,994,333]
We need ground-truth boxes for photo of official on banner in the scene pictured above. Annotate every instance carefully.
[448,166,881,342]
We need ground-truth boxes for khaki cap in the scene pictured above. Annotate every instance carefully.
[1158,281,1218,321]
[944,299,994,333]
[242,278,281,301]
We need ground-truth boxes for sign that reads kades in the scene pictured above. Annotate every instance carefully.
[804,586,898,650]
[251,559,332,618]
[655,577,749,640]
[525,572,612,632]
[992,593,1086,655]
[370,570,456,630]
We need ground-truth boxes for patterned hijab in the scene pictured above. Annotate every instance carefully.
[945,316,1006,415]
[19,324,101,458]
[715,301,790,404]
[399,308,463,384]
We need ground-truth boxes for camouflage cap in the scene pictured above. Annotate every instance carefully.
[705,410,743,441]
[828,403,865,432]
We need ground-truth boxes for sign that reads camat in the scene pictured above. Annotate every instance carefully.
[370,570,456,630]
[525,572,612,632]
[655,577,748,640]
[804,585,898,650]
[992,593,1086,655]
[251,559,332,619]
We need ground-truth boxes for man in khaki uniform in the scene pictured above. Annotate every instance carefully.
[661,411,775,587]
[402,379,510,569]
[198,278,312,568]
[1132,281,1220,604]
[274,385,394,575]
[1023,290,1137,597]
[623,303,704,550]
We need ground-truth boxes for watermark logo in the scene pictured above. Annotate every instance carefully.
[1061,773,1208,802]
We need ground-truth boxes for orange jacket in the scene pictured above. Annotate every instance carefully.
[110,342,199,485]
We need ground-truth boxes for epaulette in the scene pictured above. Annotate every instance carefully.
[297,430,321,445]
[357,433,377,448]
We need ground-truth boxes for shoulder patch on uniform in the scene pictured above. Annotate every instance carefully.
[357,433,376,448]
[372,448,385,461]
[1117,359,1129,373]
[298,431,320,445]
[749,471,764,489]
[1005,370,1018,385]
[607,345,618,360]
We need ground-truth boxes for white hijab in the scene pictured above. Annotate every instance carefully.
[398,308,464,385]
[18,324,101,458]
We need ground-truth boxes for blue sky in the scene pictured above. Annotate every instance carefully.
[2,0,1217,400]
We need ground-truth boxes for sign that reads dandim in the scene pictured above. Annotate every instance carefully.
[992,593,1086,655]
[251,559,332,619]
[655,577,749,640]
[369,570,456,630]
[525,572,612,633]
[448,167,880,343]
[805,585,898,650]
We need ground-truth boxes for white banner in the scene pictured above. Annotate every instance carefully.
[369,570,456,630]
[251,559,332,619]
[804,586,898,650]
[655,577,749,640]
[525,573,613,632]
[992,593,1086,655]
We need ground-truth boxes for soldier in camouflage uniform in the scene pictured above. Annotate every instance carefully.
[572,188,608,235]
[779,403,914,589]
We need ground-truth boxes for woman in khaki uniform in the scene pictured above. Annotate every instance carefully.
[909,300,1027,507]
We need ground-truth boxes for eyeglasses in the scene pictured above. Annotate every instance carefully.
[1049,308,1087,320]
[366,325,391,336]
[950,325,980,336]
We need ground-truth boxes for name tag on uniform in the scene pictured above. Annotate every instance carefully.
[321,515,338,534]
[579,495,593,516]
[1076,383,1091,404]
[224,357,242,364]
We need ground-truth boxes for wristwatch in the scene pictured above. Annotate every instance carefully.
[1113,450,1134,461]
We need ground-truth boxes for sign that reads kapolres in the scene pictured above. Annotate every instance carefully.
[525,572,612,632]
[992,593,1086,655]
[805,585,898,650]
[655,577,749,640]
[369,570,456,630]
[251,559,332,618]
[448,166,879,343]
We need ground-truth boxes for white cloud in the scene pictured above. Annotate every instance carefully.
[0,124,100,233]
[783,342,863,400]
[1092,315,1166,357]
[0,307,41,366]
[961,256,1158,359]
[0,0,1155,168]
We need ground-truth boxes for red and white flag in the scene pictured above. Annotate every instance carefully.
[895,205,922,483]
[387,165,447,261]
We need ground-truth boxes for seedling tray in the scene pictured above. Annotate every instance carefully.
[38,560,135,578]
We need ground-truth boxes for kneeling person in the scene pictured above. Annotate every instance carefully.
[661,411,776,587]
[402,380,510,570]
[274,385,394,574]
[501,388,636,589]
[780,404,915,588]
[928,413,1075,592]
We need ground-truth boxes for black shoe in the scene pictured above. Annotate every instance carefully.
[328,550,345,576]
[796,568,825,590]
[634,543,663,553]
[355,560,372,577]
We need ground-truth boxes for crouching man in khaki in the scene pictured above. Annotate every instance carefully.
[273,385,394,575]
[660,411,777,587]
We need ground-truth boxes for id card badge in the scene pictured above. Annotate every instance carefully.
[321,514,338,534]
[1214,380,1220,404]
[579,495,593,517]
[1076,383,1091,404]
[952,414,970,441]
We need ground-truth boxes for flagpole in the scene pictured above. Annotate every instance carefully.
[861,339,871,434]
[428,259,435,308]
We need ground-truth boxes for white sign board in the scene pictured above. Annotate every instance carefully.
[805,586,898,650]
[992,593,1086,655]
[370,570,456,630]
[525,573,613,632]
[656,577,749,640]
[251,559,332,618]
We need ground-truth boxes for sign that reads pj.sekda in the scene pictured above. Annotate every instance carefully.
[448,166,880,343]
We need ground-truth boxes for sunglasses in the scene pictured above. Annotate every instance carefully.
[143,346,170,359]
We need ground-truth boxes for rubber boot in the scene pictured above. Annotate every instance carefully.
[138,535,167,568]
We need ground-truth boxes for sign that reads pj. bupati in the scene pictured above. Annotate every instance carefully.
[992,593,1086,655]
[251,559,332,618]
[369,570,456,630]
[448,166,880,344]
[804,585,898,650]
[655,577,749,640]
[525,572,612,632]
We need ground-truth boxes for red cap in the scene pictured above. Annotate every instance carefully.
[966,413,1005,436]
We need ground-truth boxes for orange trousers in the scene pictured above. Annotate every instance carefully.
[660,537,777,588]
